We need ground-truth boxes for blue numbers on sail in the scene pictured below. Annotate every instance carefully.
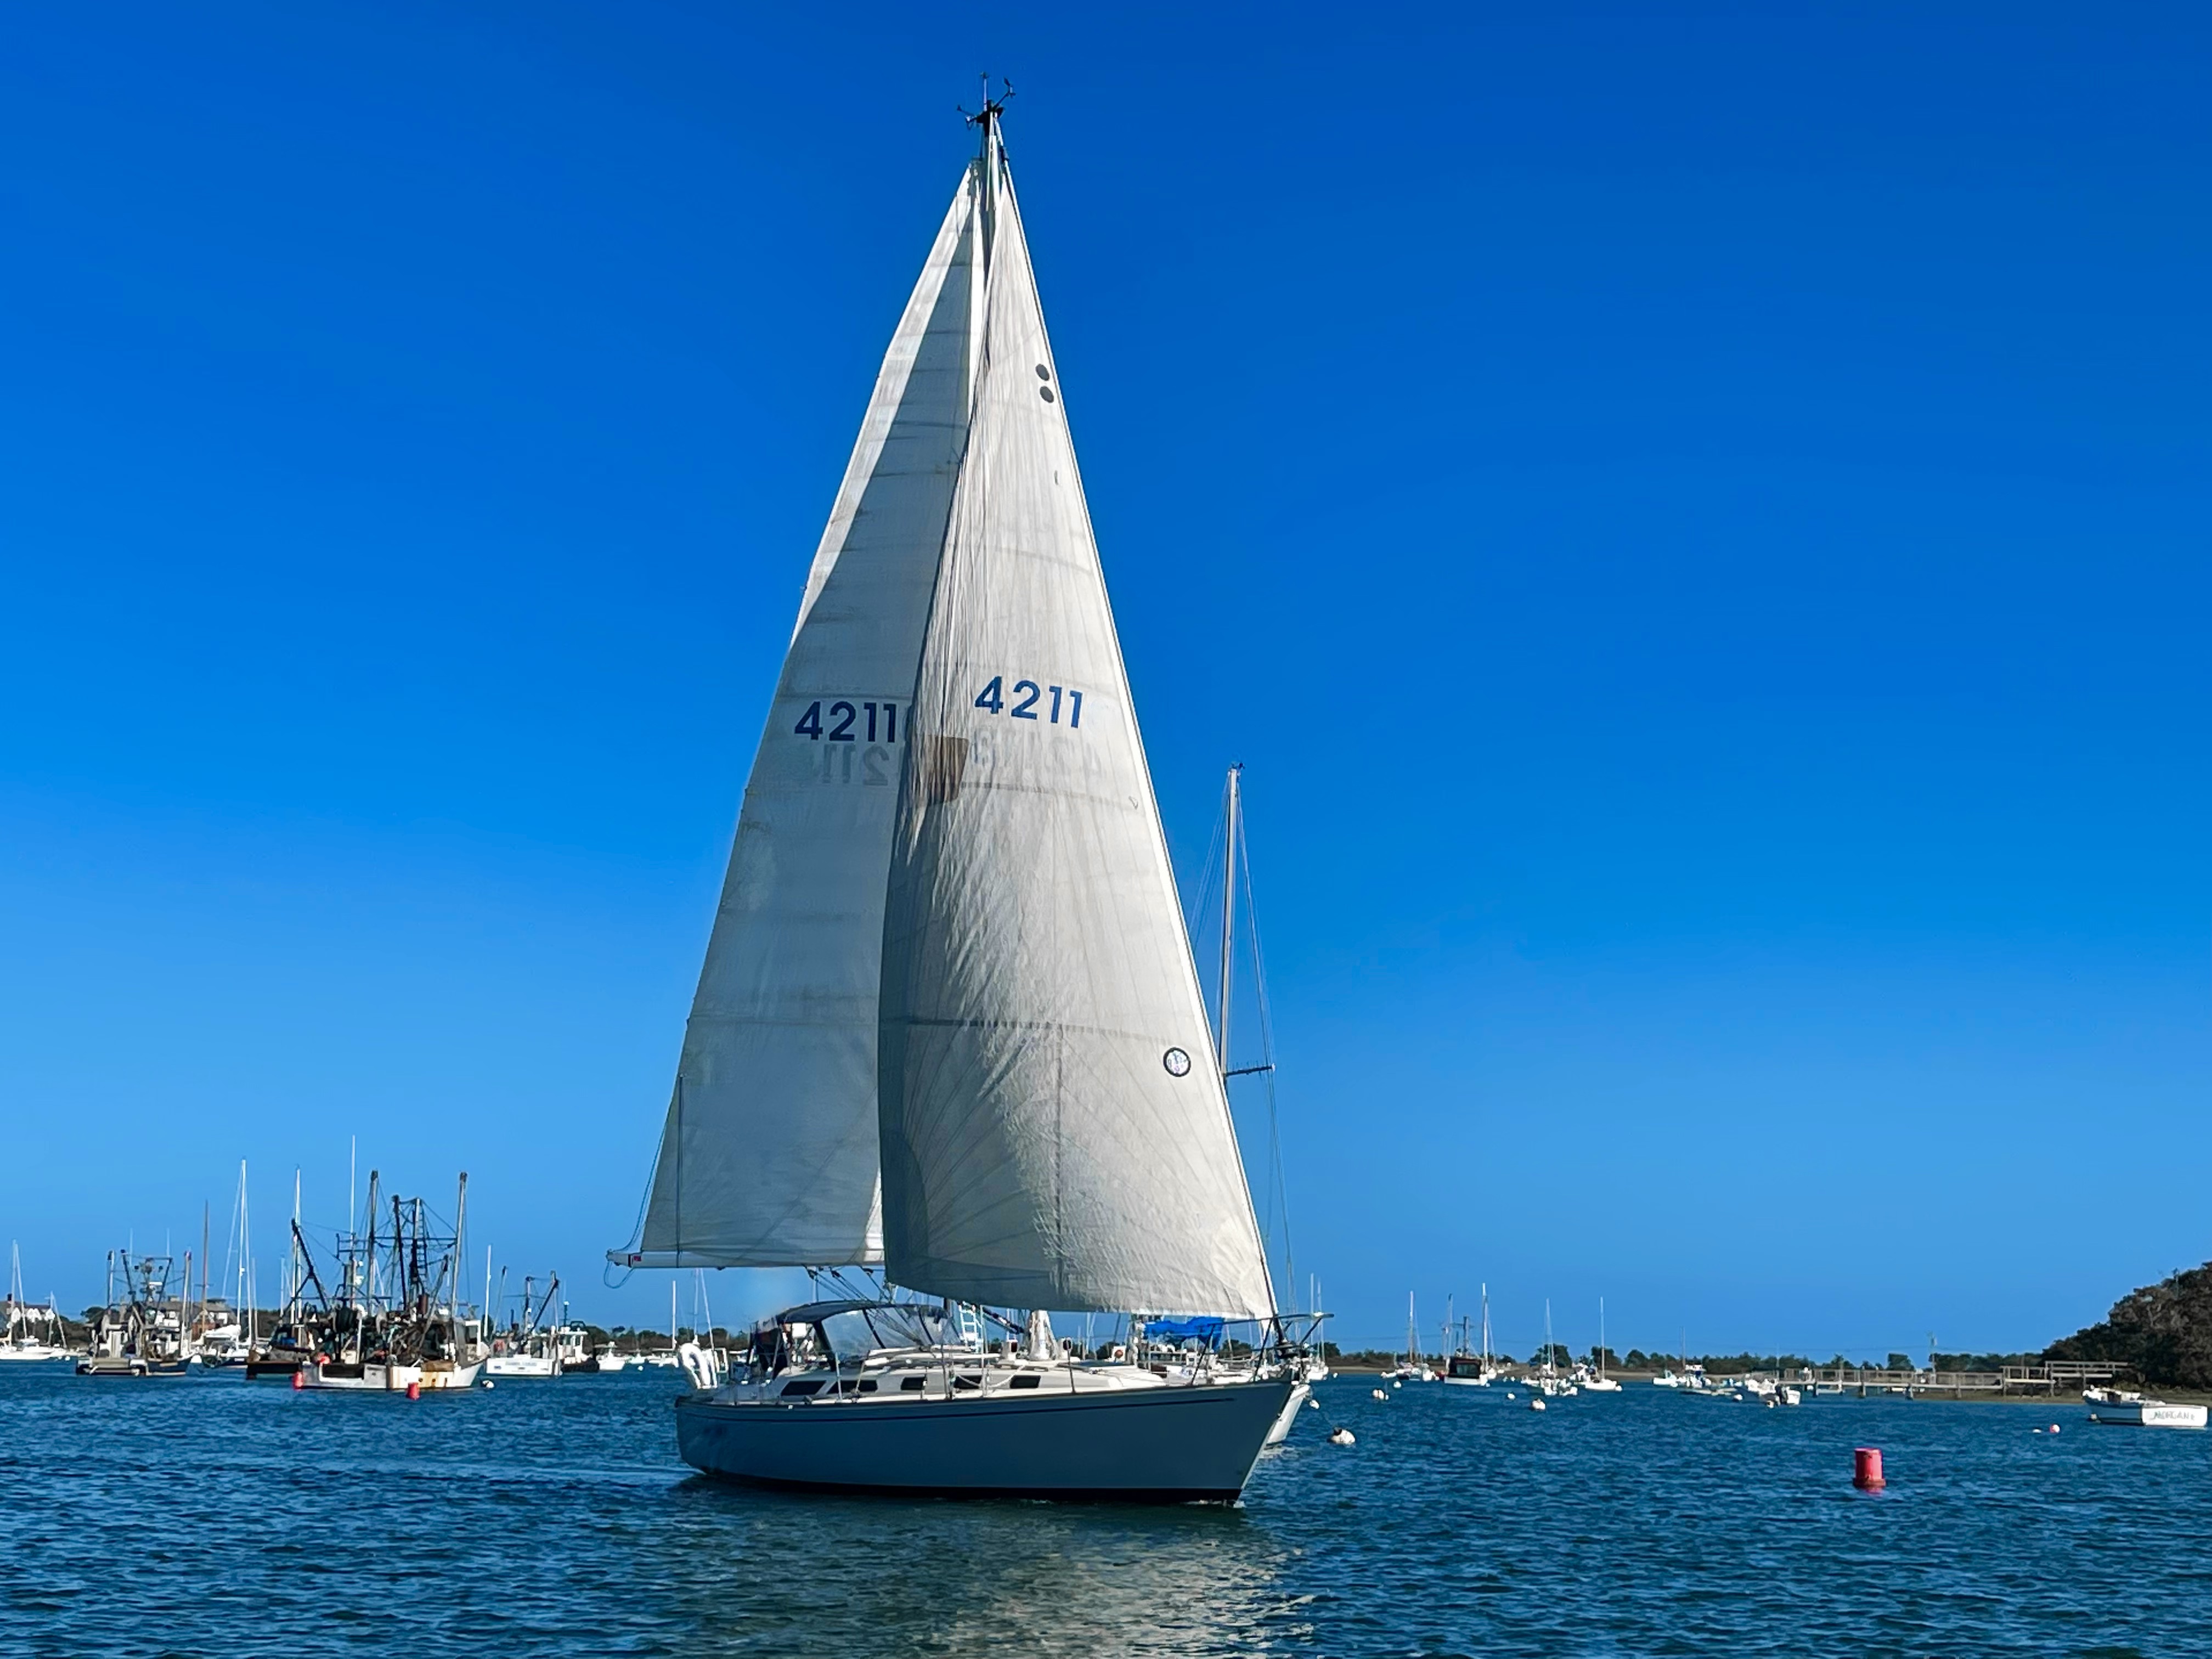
[973,676,1082,728]
[793,699,901,786]
[794,701,900,743]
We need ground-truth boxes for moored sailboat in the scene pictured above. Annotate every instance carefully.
[1,1243,71,1363]
[613,95,1291,1500]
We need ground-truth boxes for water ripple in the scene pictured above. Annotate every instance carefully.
[3,1369,2201,1654]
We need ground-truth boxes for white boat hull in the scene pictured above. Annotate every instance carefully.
[1263,1380,1311,1446]
[675,1376,1294,1501]
[484,1353,559,1379]
[300,1358,485,1392]
[2089,1401,2207,1429]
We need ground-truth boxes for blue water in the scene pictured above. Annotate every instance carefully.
[3,1365,2203,1655]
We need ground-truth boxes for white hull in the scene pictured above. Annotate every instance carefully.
[2089,1401,2207,1429]
[484,1353,559,1379]
[1263,1380,1311,1446]
[676,1376,1294,1501]
[0,1345,72,1363]
[300,1358,484,1392]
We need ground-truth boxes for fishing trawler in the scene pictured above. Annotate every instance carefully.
[296,1171,486,1393]
[483,1274,565,1378]
[1443,1288,1501,1385]
[77,1252,190,1376]
[246,1175,331,1378]
[610,96,1294,1500]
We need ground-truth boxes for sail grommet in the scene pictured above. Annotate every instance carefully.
[1162,1047,1191,1077]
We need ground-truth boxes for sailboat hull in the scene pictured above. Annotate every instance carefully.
[675,1376,1294,1502]
[1263,1380,1311,1446]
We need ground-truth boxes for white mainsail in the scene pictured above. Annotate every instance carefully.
[876,132,1276,1318]
[625,169,982,1268]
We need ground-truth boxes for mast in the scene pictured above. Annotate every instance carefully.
[240,1161,252,1353]
[363,1170,380,1318]
[968,77,1011,273]
[454,1172,469,1338]
[290,1169,302,1324]
[1217,765,1239,1069]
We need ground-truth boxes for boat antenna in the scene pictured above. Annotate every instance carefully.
[960,75,1014,268]
[959,73,1015,139]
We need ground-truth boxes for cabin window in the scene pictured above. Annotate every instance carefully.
[1008,1374,1042,1390]
[899,1376,926,1392]
[856,1379,877,1394]
[780,1379,825,1398]
[953,1373,983,1391]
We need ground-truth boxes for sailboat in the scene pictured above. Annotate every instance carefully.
[1385,1294,1435,1381]
[1,1243,71,1362]
[1577,1296,1622,1391]
[610,95,1291,1500]
[1533,1299,1578,1397]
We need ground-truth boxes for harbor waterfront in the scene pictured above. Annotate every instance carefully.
[5,1364,2206,1655]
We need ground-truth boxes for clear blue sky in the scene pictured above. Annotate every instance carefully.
[2,4,2204,1358]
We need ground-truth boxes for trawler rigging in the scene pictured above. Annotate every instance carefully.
[294,1170,487,1393]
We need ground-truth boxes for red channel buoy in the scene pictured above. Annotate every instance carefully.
[406,1381,421,1401]
[1853,1447,1885,1490]
[291,1371,304,1391]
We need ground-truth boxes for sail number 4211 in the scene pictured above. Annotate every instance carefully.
[974,676,1082,726]
[793,701,899,742]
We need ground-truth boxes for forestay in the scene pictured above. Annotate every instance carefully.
[876,134,1276,1318]
[625,170,981,1268]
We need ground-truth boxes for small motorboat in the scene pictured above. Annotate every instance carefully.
[2085,1391,2207,1430]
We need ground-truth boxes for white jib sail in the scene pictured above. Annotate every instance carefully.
[625,168,981,1268]
[877,134,1276,1318]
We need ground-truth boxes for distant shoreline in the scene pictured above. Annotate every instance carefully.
[1321,1365,2212,1405]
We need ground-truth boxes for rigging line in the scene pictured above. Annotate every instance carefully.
[1239,792,1296,1302]
[1180,797,1229,976]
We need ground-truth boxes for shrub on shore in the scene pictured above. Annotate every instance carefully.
[2046,1261,2212,1389]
